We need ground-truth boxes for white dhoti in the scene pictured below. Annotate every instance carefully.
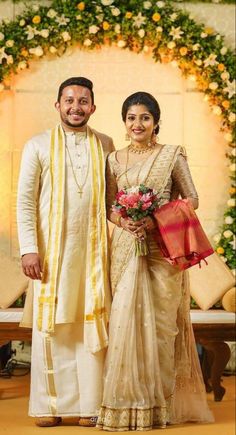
[29,317,105,417]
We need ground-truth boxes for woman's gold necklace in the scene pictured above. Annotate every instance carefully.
[65,137,90,198]
[125,145,155,187]
[128,142,156,154]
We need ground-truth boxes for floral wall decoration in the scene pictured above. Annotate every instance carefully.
[0,0,235,271]
[0,0,235,4]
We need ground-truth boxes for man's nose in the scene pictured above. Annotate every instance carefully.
[71,101,81,110]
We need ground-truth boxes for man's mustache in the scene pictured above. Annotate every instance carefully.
[69,111,85,116]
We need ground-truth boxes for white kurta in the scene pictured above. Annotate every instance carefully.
[17,128,112,416]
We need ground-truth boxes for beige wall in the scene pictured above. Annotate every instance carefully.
[0,2,234,257]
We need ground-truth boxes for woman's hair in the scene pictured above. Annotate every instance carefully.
[121,91,161,134]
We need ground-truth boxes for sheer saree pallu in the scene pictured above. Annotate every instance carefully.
[97,245,168,431]
[38,125,110,353]
[97,236,213,431]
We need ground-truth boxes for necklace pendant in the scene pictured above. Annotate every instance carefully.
[78,189,83,198]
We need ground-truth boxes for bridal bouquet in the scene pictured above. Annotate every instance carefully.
[112,184,159,256]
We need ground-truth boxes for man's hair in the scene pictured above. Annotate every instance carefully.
[57,77,94,104]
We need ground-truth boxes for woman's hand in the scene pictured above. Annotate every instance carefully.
[120,217,139,234]
[133,216,156,233]
[120,216,156,237]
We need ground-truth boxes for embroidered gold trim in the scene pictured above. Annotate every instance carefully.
[85,307,106,321]
[37,125,65,332]
[37,128,55,330]
[83,128,110,351]
[97,405,167,431]
[43,334,57,415]
[89,130,99,309]
[47,126,64,332]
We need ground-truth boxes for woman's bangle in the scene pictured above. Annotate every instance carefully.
[115,215,122,227]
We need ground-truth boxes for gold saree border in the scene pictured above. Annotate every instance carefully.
[97,405,167,431]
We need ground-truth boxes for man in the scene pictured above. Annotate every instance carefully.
[17,77,114,427]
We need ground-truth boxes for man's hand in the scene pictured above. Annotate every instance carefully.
[21,253,42,280]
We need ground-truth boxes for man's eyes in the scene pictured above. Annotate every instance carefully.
[64,99,88,104]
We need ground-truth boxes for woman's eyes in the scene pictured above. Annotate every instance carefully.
[127,116,151,121]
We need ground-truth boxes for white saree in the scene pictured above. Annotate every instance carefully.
[97,146,214,431]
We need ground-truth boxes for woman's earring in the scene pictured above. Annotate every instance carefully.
[152,131,157,144]
[125,133,130,141]
[148,130,157,147]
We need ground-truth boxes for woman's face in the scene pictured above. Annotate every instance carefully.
[125,104,156,145]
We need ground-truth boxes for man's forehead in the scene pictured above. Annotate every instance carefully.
[62,85,91,97]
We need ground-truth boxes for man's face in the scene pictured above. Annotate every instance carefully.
[55,85,96,131]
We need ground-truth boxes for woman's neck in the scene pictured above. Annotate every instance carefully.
[129,141,156,154]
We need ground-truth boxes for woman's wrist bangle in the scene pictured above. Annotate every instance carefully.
[115,215,122,227]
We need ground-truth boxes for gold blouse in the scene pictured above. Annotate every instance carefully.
[106,144,198,211]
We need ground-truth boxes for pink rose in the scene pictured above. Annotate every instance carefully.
[119,193,141,208]
[116,190,126,200]
[141,192,153,202]
[141,201,152,210]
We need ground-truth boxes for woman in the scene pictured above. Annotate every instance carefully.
[97,92,213,431]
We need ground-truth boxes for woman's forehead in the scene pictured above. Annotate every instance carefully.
[127,104,151,114]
